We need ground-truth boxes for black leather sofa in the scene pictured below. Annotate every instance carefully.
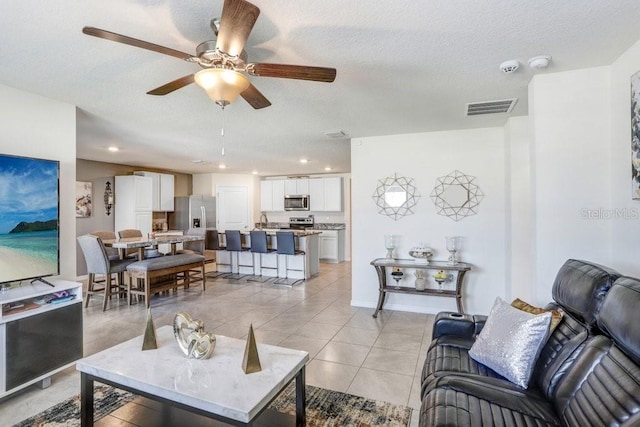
[419,259,640,426]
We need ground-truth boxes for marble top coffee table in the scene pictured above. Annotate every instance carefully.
[76,326,308,426]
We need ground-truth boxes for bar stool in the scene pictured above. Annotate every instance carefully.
[247,230,278,282]
[274,231,305,286]
[205,230,228,279]
[223,230,253,280]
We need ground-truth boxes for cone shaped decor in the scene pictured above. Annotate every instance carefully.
[142,308,158,351]
[242,324,262,374]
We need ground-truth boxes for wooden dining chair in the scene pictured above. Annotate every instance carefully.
[91,230,120,260]
[117,229,162,258]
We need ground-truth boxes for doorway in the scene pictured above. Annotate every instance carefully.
[216,185,250,231]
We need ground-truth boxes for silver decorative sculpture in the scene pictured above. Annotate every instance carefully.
[173,312,216,359]
[430,170,483,221]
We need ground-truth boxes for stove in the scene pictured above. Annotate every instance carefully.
[289,216,314,230]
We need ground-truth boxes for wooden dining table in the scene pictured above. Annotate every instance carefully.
[103,235,204,260]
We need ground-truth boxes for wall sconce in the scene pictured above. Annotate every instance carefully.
[104,181,114,216]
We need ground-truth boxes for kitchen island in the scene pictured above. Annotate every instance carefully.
[215,230,321,280]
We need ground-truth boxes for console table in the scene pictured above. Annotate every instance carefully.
[370,258,471,317]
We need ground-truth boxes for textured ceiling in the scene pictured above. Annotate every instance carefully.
[1,1,640,175]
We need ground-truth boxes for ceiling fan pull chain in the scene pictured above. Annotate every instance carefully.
[221,104,226,156]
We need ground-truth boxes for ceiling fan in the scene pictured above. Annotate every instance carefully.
[82,0,336,109]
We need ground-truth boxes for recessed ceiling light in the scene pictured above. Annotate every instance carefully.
[252,170,258,175]
[107,146,119,152]
[324,167,332,171]
[300,159,308,164]
[218,164,226,169]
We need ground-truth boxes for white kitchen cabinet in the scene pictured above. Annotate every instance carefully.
[308,177,343,212]
[159,173,175,211]
[285,178,309,195]
[272,180,285,211]
[134,171,175,211]
[115,175,153,235]
[319,229,345,263]
[309,178,324,211]
[323,177,343,211]
[260,179,285,211]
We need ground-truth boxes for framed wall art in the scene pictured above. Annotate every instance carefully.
[631,70,640,199]
[75,181,92,218]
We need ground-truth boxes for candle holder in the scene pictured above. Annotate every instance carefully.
[384,234,400,259]
[390,268,404,289]
[446,236,461,265]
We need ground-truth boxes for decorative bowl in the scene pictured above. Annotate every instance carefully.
[409,245,434,264]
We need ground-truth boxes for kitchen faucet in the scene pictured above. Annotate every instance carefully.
[259,212,269,229]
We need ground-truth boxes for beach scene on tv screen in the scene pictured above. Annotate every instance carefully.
[0,156,59,283]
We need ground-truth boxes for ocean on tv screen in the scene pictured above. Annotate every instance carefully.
[0,154,59,282]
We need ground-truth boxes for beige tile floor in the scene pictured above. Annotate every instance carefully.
[0,262,433,426]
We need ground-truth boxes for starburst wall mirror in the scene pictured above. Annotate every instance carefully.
[372,173,420,220]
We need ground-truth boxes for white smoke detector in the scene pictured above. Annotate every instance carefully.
[499,60,520,74]
[528,55,551,69]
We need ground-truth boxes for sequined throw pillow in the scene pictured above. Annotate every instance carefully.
[469,297,552,388]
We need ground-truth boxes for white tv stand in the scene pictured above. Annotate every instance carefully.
[0,279,83,398]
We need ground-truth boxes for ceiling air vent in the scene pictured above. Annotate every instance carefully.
[466,98,517,116]
[323,130,349,139]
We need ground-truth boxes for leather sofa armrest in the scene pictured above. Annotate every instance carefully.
[433,312,477,340]
[473,315,487,335]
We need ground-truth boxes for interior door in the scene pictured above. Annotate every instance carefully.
[216,186,249,232]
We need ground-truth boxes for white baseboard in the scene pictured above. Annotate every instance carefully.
[350,299,445,315]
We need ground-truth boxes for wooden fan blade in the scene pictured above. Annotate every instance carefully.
[247,63,336,83]
[241,83,271,109]
[146,74,195,96]
[216,0,260,58]
[82,27,194,61]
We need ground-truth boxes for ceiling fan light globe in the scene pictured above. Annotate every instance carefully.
[194,68,250,104]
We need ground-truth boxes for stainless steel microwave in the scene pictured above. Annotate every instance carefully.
[284,195,310,211]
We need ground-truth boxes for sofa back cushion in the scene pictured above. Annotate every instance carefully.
[528,259,620,400]
[531,309,589,400]
[553,278,640,426]
[597,276,640,364]
[552,259,620,328]
[553,335,640,426]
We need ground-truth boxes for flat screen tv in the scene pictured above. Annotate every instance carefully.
[0,154,59,286]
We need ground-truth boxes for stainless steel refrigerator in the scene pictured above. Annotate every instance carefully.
[172,195,216,231]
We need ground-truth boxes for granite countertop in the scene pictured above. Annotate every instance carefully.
[254,222,345,230]
[246,229,322,236]
[312,223,345,230]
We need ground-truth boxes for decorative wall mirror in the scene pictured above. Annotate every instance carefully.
[372,173,420,220]
[430,170,483,221]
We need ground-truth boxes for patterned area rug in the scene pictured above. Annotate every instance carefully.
[13,382,412,427]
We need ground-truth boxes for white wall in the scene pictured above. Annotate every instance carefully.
[351,128,508,315]
[506,116,533,302]
[528,67,612,305]
[0,84,76,280]
[610,39,640,277]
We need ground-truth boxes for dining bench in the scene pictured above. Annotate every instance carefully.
[126,254,206,307]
